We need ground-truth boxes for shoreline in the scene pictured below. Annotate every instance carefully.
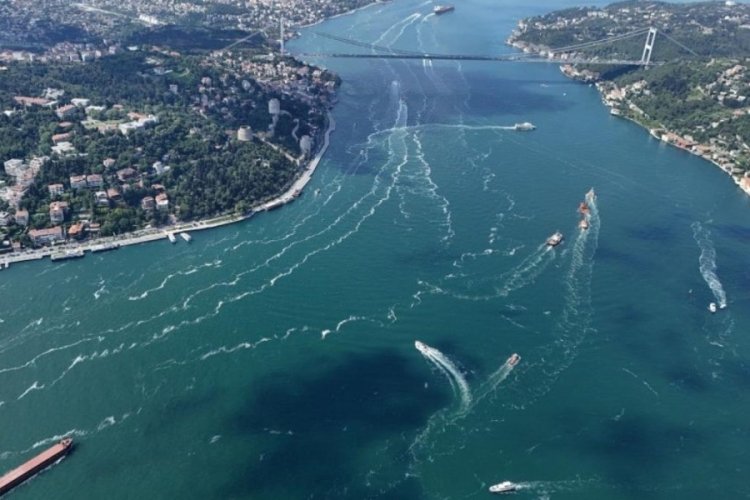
[595,88,750,196]
[0,112,336,269]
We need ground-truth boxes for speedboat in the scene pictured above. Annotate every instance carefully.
[489,481,517,494]
[578,201,590,214]
[507,353,521,367]
[414,340,429,355]
[585,187,596,203]
[578,218,589,230]
[709,302,717,313]
[546,231,563,246]
[513,122,536,131]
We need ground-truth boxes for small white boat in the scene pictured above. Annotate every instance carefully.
[546,231,563,246]
[489,481,517,494]
[709,302,717,313]
[513,122,536,131]
[180,232,192,242]
[167,233,176,243]
[507,353,521,367]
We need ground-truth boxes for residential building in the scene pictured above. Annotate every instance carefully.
[29,226,64,245]
[70,175,87,189]
[48,183,65,196]
[155,192,169,210]
[0,211,13,226]
[14,209,28,226]
[141,196,155,210]
[86,174,104,188]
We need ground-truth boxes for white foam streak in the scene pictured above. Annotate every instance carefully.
[691,222,727,308]
[416,342,471,411]
[17,381,44,400]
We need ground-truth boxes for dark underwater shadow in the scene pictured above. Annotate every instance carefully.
[220,349,450,499]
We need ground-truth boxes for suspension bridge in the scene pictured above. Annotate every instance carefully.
[295,26,697,66]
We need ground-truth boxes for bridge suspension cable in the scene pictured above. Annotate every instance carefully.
[299,26,699,66]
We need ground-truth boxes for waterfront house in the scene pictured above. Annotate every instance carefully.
[29,226,64,246]
[68,222,86,239]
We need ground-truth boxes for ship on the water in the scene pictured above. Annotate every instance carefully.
[433,4,455,15]
[507,353,521,367]
[546,231,563,247]
[513,122,536,131]
[0,438,73,495]
[180,232,192,243]
[489,481,518,494]
[50,249,84,261]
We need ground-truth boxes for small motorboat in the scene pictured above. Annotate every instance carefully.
[578,201,590,214]
[507,353,521,367]
[489,481,517,494]
[546,231,563,246]
[167,232,176,243]
[578,218,589,230]
[709,302,717,313]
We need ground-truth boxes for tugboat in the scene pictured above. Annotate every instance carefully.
[433,4,455,15]
[507,353,521,367]
[489,481,518,494]
[546,231,563,247]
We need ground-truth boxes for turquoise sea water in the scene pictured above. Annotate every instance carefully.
[2,1,750,498]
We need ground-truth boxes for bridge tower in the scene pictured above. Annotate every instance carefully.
[641,27,657,65]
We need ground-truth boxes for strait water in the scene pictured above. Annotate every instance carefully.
[2,1,750,498]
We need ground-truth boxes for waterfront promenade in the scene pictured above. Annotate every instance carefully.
[0,112,335,269]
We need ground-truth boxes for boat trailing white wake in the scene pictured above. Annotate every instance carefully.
[691,222,727,310]
[471,353,520,407]
[415,340,471,411]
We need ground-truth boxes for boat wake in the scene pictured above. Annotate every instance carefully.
[415,341,471,412]
[691,222,727,309]
[498,243,555,297]
[471,354,519,408]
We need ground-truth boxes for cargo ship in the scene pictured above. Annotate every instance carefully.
[0,438,73,495]
[433,5,455,15]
